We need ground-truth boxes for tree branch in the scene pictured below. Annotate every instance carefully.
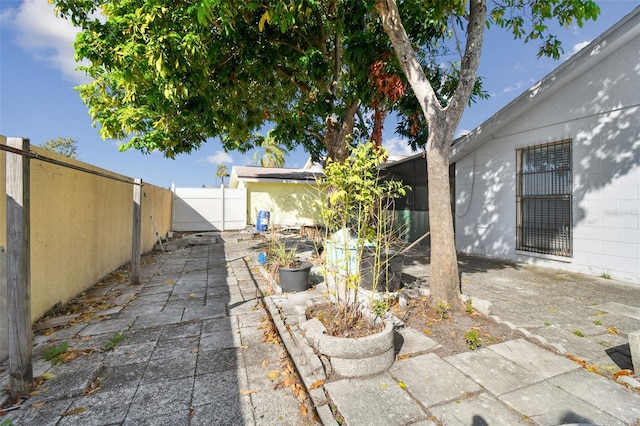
[446,0,486,118]
[375,0,443,124]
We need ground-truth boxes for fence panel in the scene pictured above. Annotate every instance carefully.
[172,186,247,231]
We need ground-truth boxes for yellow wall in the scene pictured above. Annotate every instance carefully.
[1,138,172,322]
[245,182,323,227]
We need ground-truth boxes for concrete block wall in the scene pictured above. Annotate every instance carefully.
[455,26,640,285]
[0,137,173,363]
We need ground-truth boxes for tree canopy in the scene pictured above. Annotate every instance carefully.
[216,164,229,186]
[253,130,287,168]
[39,137,78,159]
[53,0,481,162]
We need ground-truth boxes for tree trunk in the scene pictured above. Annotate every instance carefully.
[324,101,359,163]
[376,0,486,312]
[426,130,463,311]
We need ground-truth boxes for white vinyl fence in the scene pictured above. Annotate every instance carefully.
[171,185,247,231]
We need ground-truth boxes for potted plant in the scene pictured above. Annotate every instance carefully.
[301,142,410,377]
[269,240,312,292]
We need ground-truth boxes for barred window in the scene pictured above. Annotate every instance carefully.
[516,140,572,257]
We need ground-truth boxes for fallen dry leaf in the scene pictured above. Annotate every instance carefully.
[567,354,603,375]
[281,376,295,388]
[300,404,308,416]
[267,370,281,380]
[292,383,305,398]
[398,381,407,390]
[60,406,89,416]
[62,352,78,362]
[240,389,259,395]
[607,326,619,334]
[614,370,634,378]
[261,359,268,368]
[40,372,56,380]
[309,380,325,389]
[191,347,199,354]
[32,402,46,408]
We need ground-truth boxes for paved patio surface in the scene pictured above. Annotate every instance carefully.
[1,231,317,425]
[1,229,639,425]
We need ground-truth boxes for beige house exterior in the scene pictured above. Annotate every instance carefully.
[229,165,324,228]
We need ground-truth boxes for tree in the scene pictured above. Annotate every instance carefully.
[39,137,78,159]
[53,1,478,163]
[216,165,229,186]
[375,0,599,311]
[253,130,287,168]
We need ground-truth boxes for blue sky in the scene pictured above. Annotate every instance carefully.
[1,1,638,188]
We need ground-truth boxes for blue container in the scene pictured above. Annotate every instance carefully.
[325,241,359,276]
[256,210,270,232]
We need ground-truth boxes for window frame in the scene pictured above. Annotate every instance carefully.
[516,139,573,257]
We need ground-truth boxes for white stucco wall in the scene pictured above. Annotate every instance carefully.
[455,21,640,284]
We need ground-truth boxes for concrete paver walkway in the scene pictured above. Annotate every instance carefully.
[267,283,640,426]
[259,232,640,425]
[1,231,315,425]
[2,230,640,426]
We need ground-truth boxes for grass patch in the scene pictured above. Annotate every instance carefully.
[464,330,482,350]
[43,302,67,318]
[43,342,71,365]
[436,302,451,319]
[103,332,126,352]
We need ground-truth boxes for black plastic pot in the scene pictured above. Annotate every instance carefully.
[278,261,313,292]
[359,248,404,292]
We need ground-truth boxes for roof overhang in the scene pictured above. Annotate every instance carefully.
[450,6,640,163]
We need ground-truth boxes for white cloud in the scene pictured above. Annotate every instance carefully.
[501,80,524,94]
[383,136,417,160]
[455,128,471,138]
[2,0,90,84]
[206,151,233,165]
[572,40,591,54]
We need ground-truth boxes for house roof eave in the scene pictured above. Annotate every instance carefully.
[450,6,640,163]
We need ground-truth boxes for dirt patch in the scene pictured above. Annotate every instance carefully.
[306,301,384,339]
[393,296,524,357]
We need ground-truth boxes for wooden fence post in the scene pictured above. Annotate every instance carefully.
[6,137,33,401]
[131,178,142,283]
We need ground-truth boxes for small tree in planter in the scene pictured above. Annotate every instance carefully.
[304,142,409,377]
[312,141,409,333]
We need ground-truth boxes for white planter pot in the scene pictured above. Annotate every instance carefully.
[301,318,395,378]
